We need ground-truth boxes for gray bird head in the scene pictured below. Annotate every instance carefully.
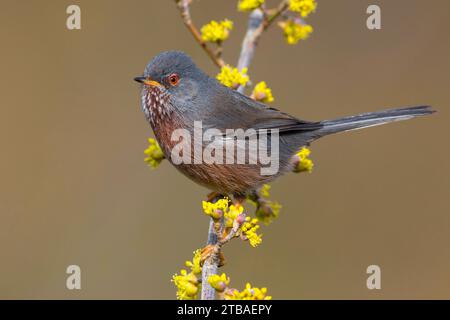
[135,51,209,122]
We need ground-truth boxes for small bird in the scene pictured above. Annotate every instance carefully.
[135,51,434,197]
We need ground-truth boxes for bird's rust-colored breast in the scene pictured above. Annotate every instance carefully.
[142,86,284,194]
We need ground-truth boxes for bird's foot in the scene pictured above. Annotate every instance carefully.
[207,191,225,202]
[233,194,246,208]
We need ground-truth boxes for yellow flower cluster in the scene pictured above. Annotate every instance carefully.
[289,0,317,18]
[241,217,262,247]
[144,138,165,169]
[238,0,265,12]
[203,198,261,246]
[202,198,244,228]
[282,20,313,45]
[251,81,274,103]
[294,146,313,173]
[208,273,230,292]
[209,273,272,300]
[216,65,250,89]
[225,283,272,300]
[224,204,244,228]
[172,270,199,300]
[172,249,202,300]
[201,19,234,43]
[202,198,229,220]
[185,249,202,275]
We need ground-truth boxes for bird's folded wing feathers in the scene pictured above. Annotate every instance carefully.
[202,86,322,134]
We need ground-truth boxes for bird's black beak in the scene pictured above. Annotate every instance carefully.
[134,76,146,83]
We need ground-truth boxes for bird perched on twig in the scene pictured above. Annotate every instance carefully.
[135,51,434,197]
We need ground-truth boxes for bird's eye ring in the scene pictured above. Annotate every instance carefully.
[168,73,180,86]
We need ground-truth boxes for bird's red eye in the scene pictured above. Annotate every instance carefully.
[168,73,180,86]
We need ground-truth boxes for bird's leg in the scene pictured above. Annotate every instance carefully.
[247,189,260,204]
[206,191,221,202]
[248,187,280,224]
[233,194,247,208]
[247,189,266,215]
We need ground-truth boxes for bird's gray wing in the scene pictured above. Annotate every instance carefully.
[201,82,322,134]
[197,82,321,172]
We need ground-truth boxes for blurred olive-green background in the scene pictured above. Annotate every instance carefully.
[0,0,449,299]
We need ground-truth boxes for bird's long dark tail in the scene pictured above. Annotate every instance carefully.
[310,105,434,140]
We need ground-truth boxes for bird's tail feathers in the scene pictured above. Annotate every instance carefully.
[311,105,434,140]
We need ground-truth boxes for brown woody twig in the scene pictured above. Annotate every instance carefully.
[236,1,290,92]
[201,218,221,300]
[175,0,226,68]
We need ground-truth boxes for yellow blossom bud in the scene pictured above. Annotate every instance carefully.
[216,65,250,89]
[224,282,272,300]
[280,20,313,45]
[201,19,234,43]
[202,198,229,220]
[259,184,271,198]
[172,250,203,300]
[235,213,245,225]
[184,282,198,296]
[185,249,202,275]
[238,0,265,12]
[224,204,244,228]
[208,273,230,292]
[144,138,164,169]
[251,81,274,103]
[172,269,200,300]
[294,147,314,173]
[241,217,262,247]
[289,0,317,18]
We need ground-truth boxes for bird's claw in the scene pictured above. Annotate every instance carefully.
[207,191,225,202]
